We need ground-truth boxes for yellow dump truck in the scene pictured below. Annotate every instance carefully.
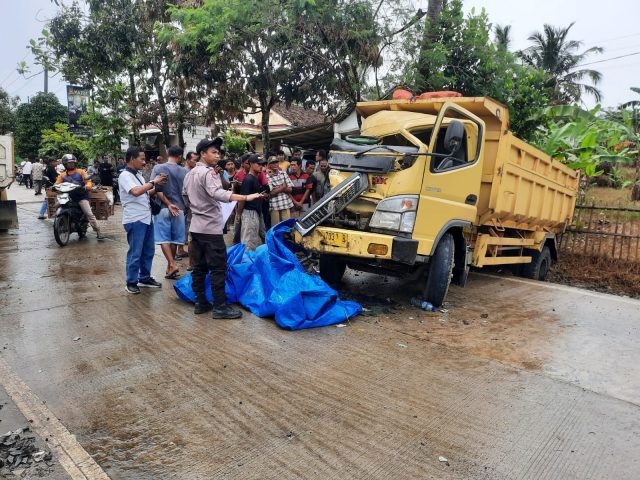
[294,96,579,306]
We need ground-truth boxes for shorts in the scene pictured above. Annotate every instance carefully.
[154,208,186,244]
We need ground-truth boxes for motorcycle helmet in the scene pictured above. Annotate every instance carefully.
[61,154,77,169]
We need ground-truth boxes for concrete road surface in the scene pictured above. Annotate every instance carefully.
[0,202,639,479]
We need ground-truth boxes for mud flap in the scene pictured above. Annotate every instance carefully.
[0,200,18,230]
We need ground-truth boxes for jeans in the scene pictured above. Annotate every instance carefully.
[39,200,47,217]
[191,232,227,305]
[124,221,155,285]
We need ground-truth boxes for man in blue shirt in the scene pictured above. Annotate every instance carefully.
[151,146,188,279]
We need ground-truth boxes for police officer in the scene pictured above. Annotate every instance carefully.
[182,138,264,319]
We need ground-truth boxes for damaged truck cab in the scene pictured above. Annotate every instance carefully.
[293,97,579,307]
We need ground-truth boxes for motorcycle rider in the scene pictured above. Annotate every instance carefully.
[55,154,105,240]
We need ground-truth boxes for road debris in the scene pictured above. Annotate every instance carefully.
[336,324,347,328]
[73,336,81,341]
[410,297,437,312]
[438,455,450,466]
[480,313,489,318]
[0,427,53,476]
[397,343,408,348]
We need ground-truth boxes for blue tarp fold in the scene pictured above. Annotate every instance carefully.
[174,219,361,330]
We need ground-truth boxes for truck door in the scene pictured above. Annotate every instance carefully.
[414,103,484,255]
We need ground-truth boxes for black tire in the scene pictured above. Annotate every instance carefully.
[53,214,71,247]
[319,254,347,285]
[522,245,552,281]
[422,233,455,307]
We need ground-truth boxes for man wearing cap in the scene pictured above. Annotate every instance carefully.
[266,155,294,226]
[236,154,267,252]
[183,138,264,319]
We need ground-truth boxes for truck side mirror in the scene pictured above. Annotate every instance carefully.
[444,120,465,154]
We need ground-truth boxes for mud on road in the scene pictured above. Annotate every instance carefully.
[0,204,639,479]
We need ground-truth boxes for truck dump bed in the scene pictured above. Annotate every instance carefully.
[357,97,579,233]
[479,130,579,232]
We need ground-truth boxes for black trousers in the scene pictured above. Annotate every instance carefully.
[23,174,32,188]
[191,232,227,305]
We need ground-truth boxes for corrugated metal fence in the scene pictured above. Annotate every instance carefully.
[559,203,640,262]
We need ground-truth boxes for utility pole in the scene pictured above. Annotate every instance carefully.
[44,67,48,93]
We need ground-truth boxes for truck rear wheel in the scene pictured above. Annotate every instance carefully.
[422,233,454,307]
[522,246,551,281]
[319,254,347,285]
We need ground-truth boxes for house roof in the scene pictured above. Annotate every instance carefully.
[272,104,327,128]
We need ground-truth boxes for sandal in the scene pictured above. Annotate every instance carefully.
[164,267,180,279]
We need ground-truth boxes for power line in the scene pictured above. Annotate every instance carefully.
[585,32,640,47]
[577,50,640,67]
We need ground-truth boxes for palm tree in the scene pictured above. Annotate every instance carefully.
[622,87,640,109]
[520,22,603,105]
[495,24,512,52]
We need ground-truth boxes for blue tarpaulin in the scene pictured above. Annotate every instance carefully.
[173,220,362,330]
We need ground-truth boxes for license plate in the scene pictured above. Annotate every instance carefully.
[321,231,348,247]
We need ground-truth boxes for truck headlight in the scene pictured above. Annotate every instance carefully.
[369,195,418,234]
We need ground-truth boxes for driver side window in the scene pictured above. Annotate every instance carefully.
[430,118,480,173]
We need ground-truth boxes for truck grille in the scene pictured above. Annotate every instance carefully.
[295,172,369,236]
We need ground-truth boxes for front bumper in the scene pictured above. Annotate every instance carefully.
[294,226,419,265]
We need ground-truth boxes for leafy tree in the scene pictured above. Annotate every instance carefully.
[30,0,184,149]
[519,23,603,104]
[293,0,383,110]
[221,129,251,155]
[389,0,549,139]
[79,83,130,160]
[39,123,89,163]
[14,93,68,158]
[0,88,19,135]
[170,0,332,153]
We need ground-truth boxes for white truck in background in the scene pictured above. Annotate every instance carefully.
[0,134,18,230]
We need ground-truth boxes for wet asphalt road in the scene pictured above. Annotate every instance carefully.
[0,202,639,479]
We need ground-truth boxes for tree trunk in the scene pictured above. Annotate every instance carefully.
[152,74,172,148]
[427,0,444,24]
[418,0,444,87]
[260,99,270,156]
[176,79,187,148]
[128,69,140,146]
[632,154,640,202]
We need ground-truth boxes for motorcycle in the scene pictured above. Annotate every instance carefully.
[52,182,89,247]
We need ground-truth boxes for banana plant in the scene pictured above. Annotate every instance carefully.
[532,104,638,176]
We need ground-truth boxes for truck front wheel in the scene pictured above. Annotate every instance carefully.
[522,246,552,281]
[319,254,347,285]
[422,233,455,307]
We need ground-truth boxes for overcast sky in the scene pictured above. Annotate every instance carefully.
[1,0,639,110]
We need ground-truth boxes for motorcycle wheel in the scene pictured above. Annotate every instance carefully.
[54,214,71,247]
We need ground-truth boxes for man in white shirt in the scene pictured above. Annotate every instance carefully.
[22,158,33,188]
[119,146,167,294]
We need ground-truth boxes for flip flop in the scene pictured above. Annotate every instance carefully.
[164,269,180,279]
